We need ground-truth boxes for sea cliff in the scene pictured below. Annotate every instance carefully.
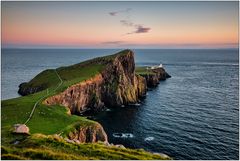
[18,50,170,115]
[63,122,108,143]
[138,67,171,87]
[16,49,170,144]
[2,49,171,159]
[43,51,148,114]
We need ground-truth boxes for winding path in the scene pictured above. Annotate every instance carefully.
[24,69,63,125]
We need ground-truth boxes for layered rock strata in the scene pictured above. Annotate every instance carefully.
[44,51,148,114]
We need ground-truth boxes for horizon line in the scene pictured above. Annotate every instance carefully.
[1,47,239,50]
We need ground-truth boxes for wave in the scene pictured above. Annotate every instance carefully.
[144,137,155,141]
[128,103,141,106]
[112,133,134,138]
[199,62,239,66]
[139,62,239,67]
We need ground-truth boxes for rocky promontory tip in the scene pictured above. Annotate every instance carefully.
[136,67,171,87]
[18,82,45,96]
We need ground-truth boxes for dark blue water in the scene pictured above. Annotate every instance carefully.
[1,49,239,159]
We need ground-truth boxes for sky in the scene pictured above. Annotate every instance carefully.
[1,1,239,49]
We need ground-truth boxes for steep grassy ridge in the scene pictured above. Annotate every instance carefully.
[18,49,130,95]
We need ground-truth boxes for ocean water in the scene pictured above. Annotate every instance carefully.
[1,48,239,159]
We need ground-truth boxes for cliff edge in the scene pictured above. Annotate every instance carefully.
[43,50,148,114]
[18,49,170,115]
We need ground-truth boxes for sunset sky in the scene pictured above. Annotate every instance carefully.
[2,1,239,49]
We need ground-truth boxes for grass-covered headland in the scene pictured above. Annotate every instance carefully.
[1,50,171,160]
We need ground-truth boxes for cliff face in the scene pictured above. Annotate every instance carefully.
[44,51,147,114]
[135,74,147,97]
[19,49,170,115]
[100,51,147,106]
[66,123,108,143]
[18,82,44,96]
[152,68,171,80]
[44,74,105,114]
[15,50,171,145]
[140,68,171,87]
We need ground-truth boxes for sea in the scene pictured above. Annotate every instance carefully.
[1,48,239,160]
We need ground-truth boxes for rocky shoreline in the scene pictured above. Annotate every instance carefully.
[17,50,171,146]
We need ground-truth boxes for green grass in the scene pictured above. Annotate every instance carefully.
[135,66,155,75]
[1,91,95,145]
[19,69,60,91]
[20,64,105,95]
[2,49,132,142]
[1,134,171,160]
[20,49,132,94]
[1,52,111,146]
[55,64,105,93]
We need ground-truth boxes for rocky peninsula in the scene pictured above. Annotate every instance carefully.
[2,49,171,160]
[19,50,170,115]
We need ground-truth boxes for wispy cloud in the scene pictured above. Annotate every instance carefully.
[109,12,117,16]
[126,25,151,35]
[120,20,134,27]
[120,20,151,35]
[108,8,151,35]
[108,8,132,16]
[102,41,125,44]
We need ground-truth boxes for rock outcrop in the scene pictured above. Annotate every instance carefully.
[44,50,148,114]
[65,122,108,143]
[140,68,171,87]
[18,82,45,96]
[13,124,29,134]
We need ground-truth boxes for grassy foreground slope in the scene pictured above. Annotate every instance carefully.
[2,134,170,160]
[1,50,171,160]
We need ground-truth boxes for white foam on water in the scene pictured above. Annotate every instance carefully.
[129,103,141,106]
[113,133,134,138]
[144,137,155,141]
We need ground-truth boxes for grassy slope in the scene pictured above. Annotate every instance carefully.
[1,50,120,142]
[135,66,155,75]
[2,134,170,160]
[1,87,95,145]
[20,49,130,93]
[1,50,170,160]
